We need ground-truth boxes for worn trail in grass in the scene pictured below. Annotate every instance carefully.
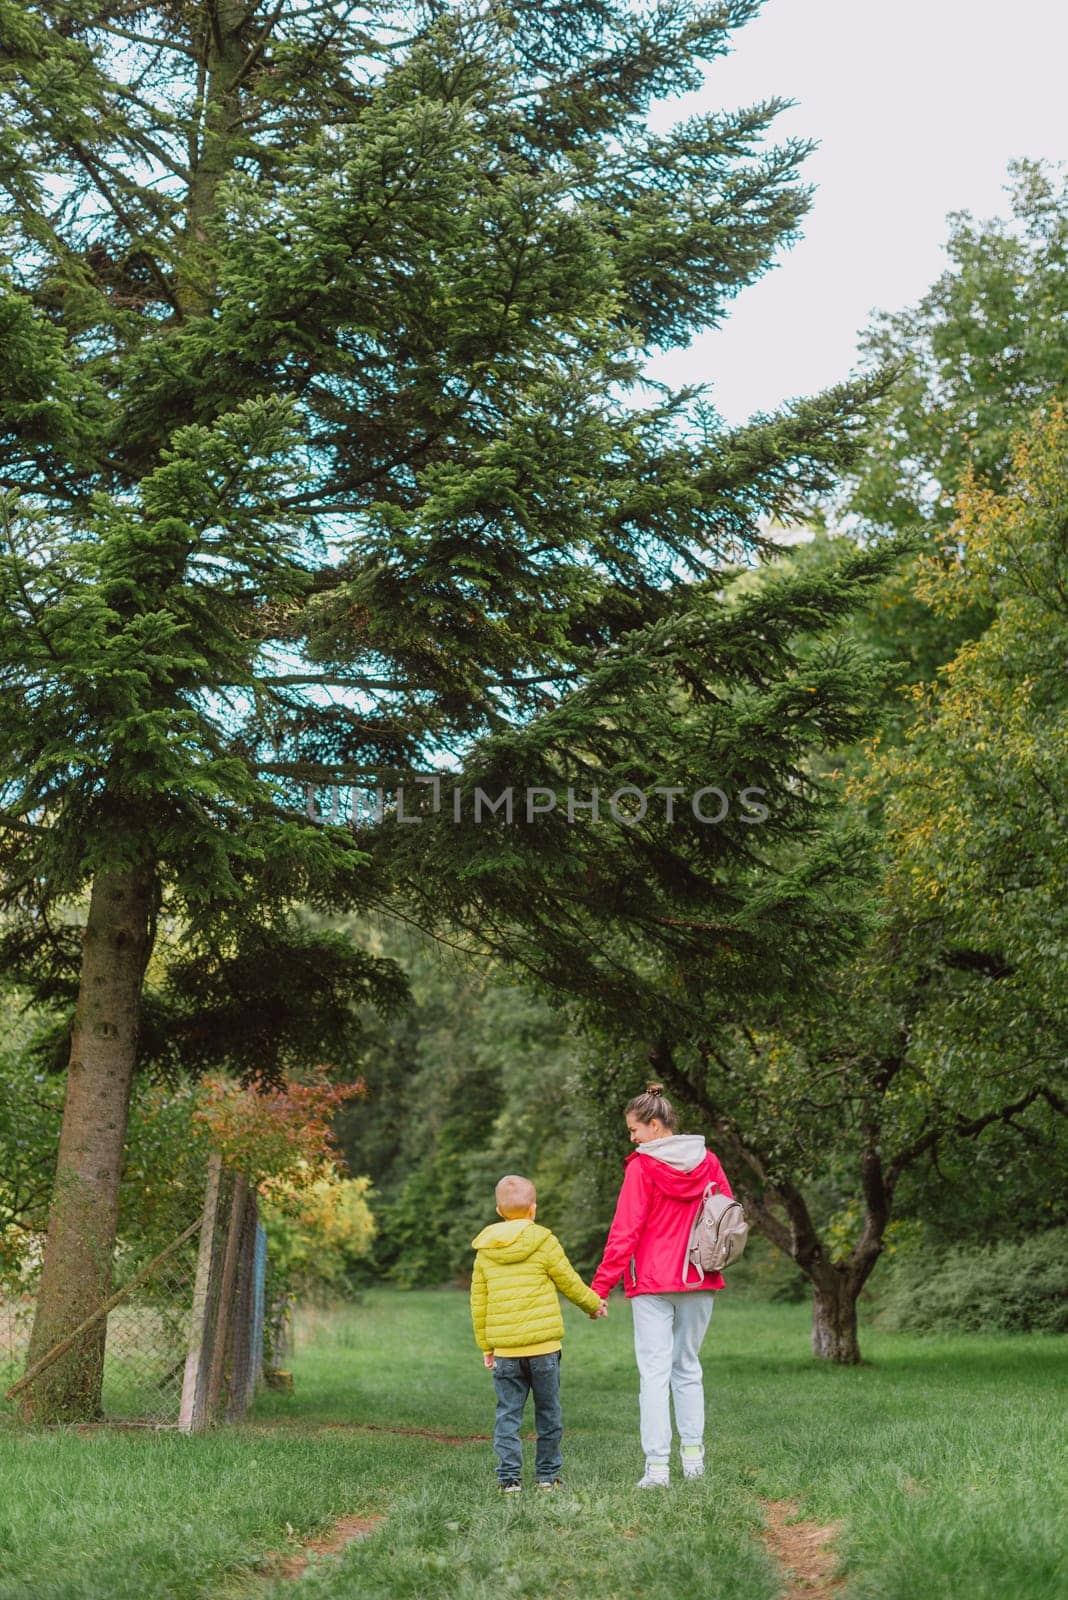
[1,1290,1065,1600]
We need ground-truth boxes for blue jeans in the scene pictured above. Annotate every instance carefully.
[491,1351,563,1483]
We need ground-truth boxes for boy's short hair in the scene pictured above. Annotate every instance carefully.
[495,1173,536,1217]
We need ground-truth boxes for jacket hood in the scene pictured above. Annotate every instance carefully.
[633,1135,713,1198]
[471,1218,548,1262]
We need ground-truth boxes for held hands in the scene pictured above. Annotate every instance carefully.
[590,1297,608,1320]
[483,1352,496,1369]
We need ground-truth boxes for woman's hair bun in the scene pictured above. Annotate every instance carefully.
[626,1084,679,1132]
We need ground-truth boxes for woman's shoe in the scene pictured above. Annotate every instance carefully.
[681,1445,705,1479]
[498,1481,522,1494]
[536,1478,565,1491]
[637,1465,670,1488]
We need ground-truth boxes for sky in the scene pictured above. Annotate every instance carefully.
[644,0,1068,425]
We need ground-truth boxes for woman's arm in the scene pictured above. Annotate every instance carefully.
[590,1159,651,1299]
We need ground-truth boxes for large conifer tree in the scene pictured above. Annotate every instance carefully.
[2,0,889,1416]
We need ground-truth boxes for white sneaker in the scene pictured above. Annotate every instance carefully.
[637,1466,670,1488]
[681,1446,705,1480]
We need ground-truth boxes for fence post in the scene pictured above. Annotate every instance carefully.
[204,1168,247,1421]
[225,1185,259,1420]
[179,1151,224,1432]
[250,1220,267,1394]
[180,1156,268,1431]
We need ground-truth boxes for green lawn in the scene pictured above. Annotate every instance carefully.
[0,1289,1064,1600]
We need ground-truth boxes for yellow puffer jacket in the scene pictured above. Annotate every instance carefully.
[470,1219,601,1356]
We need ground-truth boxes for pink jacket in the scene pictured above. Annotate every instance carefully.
[590,1138,734,1299]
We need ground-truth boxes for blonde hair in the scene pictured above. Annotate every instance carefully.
[625,1082,679,1133]
[495,1173,536,1217]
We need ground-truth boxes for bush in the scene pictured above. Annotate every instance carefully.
[873,1228,1068,1335]
[261,1168,376,1295]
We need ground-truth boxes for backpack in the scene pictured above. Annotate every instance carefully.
[682,1182,749,1283]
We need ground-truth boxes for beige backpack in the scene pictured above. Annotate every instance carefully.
[682,1182,749,1282]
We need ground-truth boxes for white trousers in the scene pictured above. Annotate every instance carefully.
[631,1291,715,1466]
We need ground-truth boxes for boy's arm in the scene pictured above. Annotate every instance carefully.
[544,1235,602,1316]
[470,1256,491,1351]
[590,1158,651,1299]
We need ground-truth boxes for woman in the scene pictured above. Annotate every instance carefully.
[590,1083,734,1488]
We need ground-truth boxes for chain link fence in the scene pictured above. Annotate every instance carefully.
[2,1153,267,1430]
[0,1293,33,1400]
[103,1230,203,1425]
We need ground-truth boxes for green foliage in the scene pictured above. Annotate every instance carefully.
[874,1229,1068,1336]
[383,1120,484,1288]
[892,1116,1068,1247]
[874,406,1068,1088]
[830,161,1068,723]
[0,1001,63,1284]
[0,1039,204,1289]
[261,1171,376,1297]
[384,533,916,1047]
[115,1085,205,1260]
[2,909,408,1086]
[848,159,1068,539]
[718,1230,808,1303]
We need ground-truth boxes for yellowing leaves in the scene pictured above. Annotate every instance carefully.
[261,1167,376,1293]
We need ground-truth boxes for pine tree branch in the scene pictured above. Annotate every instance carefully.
[95,21,198,59]
[61,139,180,307]
[107,87,194,182]
[0,813,49,837]
[230,1,288,92]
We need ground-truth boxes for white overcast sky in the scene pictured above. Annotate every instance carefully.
[644,0,1068,425]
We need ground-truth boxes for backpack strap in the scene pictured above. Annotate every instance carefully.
[680,1183,715,1285]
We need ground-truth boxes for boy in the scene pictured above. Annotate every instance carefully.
[471,1173,605,1492]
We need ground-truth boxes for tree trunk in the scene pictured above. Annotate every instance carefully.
[179,0,248,316]
[810,1269,863,1364]
[22,866,154,1422]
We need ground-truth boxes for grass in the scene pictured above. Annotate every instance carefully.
[0,1289,1065,1600]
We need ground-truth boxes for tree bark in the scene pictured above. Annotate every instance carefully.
[810,1269,863,1364]
[179,0,249,317]
[22,866,154,1422]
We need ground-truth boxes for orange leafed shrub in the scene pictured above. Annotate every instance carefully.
[192,1067,365,1188]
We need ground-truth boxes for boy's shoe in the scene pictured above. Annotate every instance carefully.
[535,1478,565,1491]
[498,1481,522,1494]
[681,1445,705,1480]
[637,1465,670,1489]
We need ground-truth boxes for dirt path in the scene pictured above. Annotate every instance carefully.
[273,1513,384,1581]
[760,1498,845,1599]
[246,1417,488,1444]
